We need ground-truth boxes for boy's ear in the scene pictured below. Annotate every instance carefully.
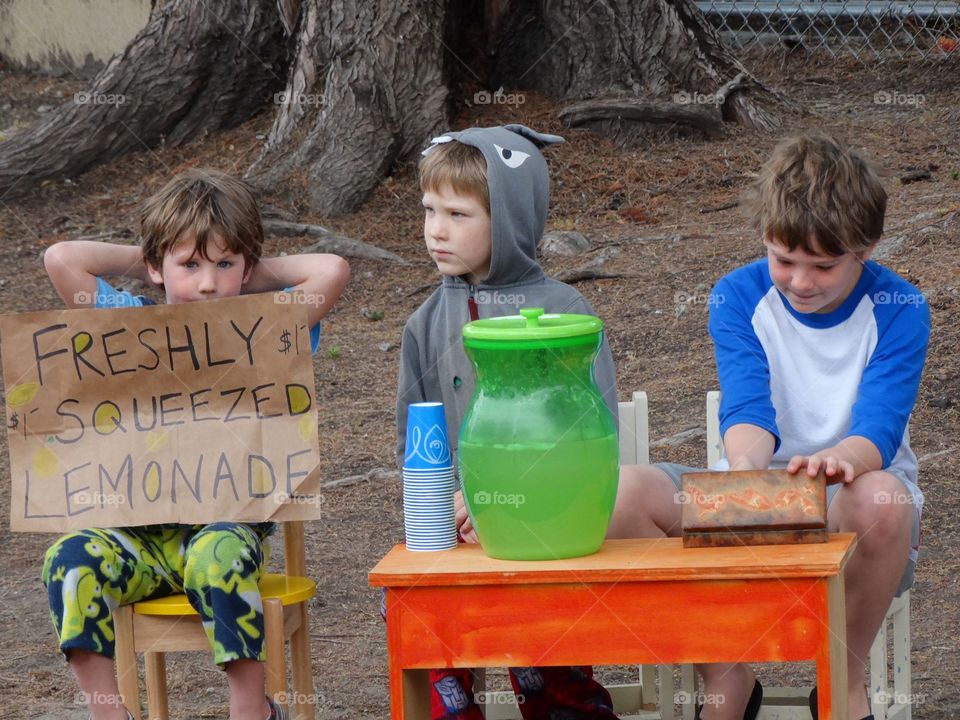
[146,262,164,286]
[859,244,876,262]
[242,261,254,285]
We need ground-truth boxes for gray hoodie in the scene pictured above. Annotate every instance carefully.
[396,124,618,464]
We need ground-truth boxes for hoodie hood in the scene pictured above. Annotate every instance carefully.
[423,124,564,286]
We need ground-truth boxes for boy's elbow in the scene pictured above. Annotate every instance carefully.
[325,255,351,299]
[334,255,351,286]
[42,242,69,272]
[43,242,78,287]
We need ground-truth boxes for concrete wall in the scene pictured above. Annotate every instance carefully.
[0,0,150,78]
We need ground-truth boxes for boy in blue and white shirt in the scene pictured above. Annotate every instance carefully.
[609,131,928,720]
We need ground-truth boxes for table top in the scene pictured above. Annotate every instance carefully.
[369,534,856,587]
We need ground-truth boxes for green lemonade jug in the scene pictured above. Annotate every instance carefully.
[459,308,619,560]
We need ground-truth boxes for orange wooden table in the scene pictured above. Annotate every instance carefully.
[370,534,856,720]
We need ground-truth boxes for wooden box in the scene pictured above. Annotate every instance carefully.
[680,469,831,548]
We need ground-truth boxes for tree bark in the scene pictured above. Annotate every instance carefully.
[0,0,286,199]
[558,98,726,139]
[492,0,779,139]
[246,0,449,216]
[0,0,785,214]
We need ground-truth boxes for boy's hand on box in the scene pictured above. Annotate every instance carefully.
[453,490,478,543]
[787,454,855,484]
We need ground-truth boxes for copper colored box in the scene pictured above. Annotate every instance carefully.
[680,469,832,548]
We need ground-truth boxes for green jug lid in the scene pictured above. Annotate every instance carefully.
[463,308,603,347]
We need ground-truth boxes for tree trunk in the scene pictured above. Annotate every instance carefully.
[0,0,286,200]
[1,0,785,213]
[249,0,779,215]
[492,0,779,141]
[246,0,449,216]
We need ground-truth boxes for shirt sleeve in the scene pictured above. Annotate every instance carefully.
[708,275,781,451]
[849,295,930,465]
[94,277,146,308]
[278,287,322,354]
[554,294,619,428]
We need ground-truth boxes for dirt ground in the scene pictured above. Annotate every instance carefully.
[1,51,959,720]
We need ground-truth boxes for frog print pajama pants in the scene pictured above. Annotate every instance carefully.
[42,522,269,665]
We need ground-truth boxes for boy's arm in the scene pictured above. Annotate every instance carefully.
[397,320,480,542]
[396,324,428,466]
[594,335,619,426]
[708,275,781,457]
[791,290,929,483]
[723,423,776,471]
[845,292,930,468]
[557,294,619,425]
[243,253,351,327]
[43,241,151,308]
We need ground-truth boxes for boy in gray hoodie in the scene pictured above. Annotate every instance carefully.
[396,124,620,720]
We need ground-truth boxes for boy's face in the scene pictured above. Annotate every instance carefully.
[422,184,492,285]
[765,238,872,314]
[147,231,252,305]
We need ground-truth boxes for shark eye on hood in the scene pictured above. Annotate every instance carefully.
[493,144,530,169]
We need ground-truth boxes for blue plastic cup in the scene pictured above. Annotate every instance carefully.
[403,466,457,551]
[404,402,452,470]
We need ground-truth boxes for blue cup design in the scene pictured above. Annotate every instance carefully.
[404,402,452,469]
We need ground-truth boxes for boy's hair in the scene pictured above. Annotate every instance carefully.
[419,142,490,212]
[748,131,886,256]
[140,168,263,270]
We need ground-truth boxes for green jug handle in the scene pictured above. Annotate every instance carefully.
[519,307,545,327]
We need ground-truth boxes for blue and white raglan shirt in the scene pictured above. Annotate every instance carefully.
[93,277,322,352]
[708,259,929,508]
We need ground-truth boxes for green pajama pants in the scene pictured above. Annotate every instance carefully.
[42,522,270,665]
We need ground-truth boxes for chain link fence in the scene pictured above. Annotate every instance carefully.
[695,0,960,59]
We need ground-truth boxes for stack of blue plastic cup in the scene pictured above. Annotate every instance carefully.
[403,402,457,551]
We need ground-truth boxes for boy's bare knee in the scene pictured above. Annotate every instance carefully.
[830,471,913,544]
[609,465,681,538]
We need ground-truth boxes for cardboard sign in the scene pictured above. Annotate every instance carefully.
[1,293,324,532]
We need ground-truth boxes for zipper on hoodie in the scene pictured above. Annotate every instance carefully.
[468,284,479,321]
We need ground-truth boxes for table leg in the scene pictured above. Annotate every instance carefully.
[817,574,849,720]
[389,663,429,720]
[385,588,430,719]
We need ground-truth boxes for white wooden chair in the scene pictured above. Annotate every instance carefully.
[480,390,913,720]
[704,391,912,720]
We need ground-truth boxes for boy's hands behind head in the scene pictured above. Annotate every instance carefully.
[43,241,151,308]
[243,253,350,329]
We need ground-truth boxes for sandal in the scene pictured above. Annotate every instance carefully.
[695,679,762,720]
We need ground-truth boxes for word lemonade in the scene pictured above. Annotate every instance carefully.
[1,294,322,531]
